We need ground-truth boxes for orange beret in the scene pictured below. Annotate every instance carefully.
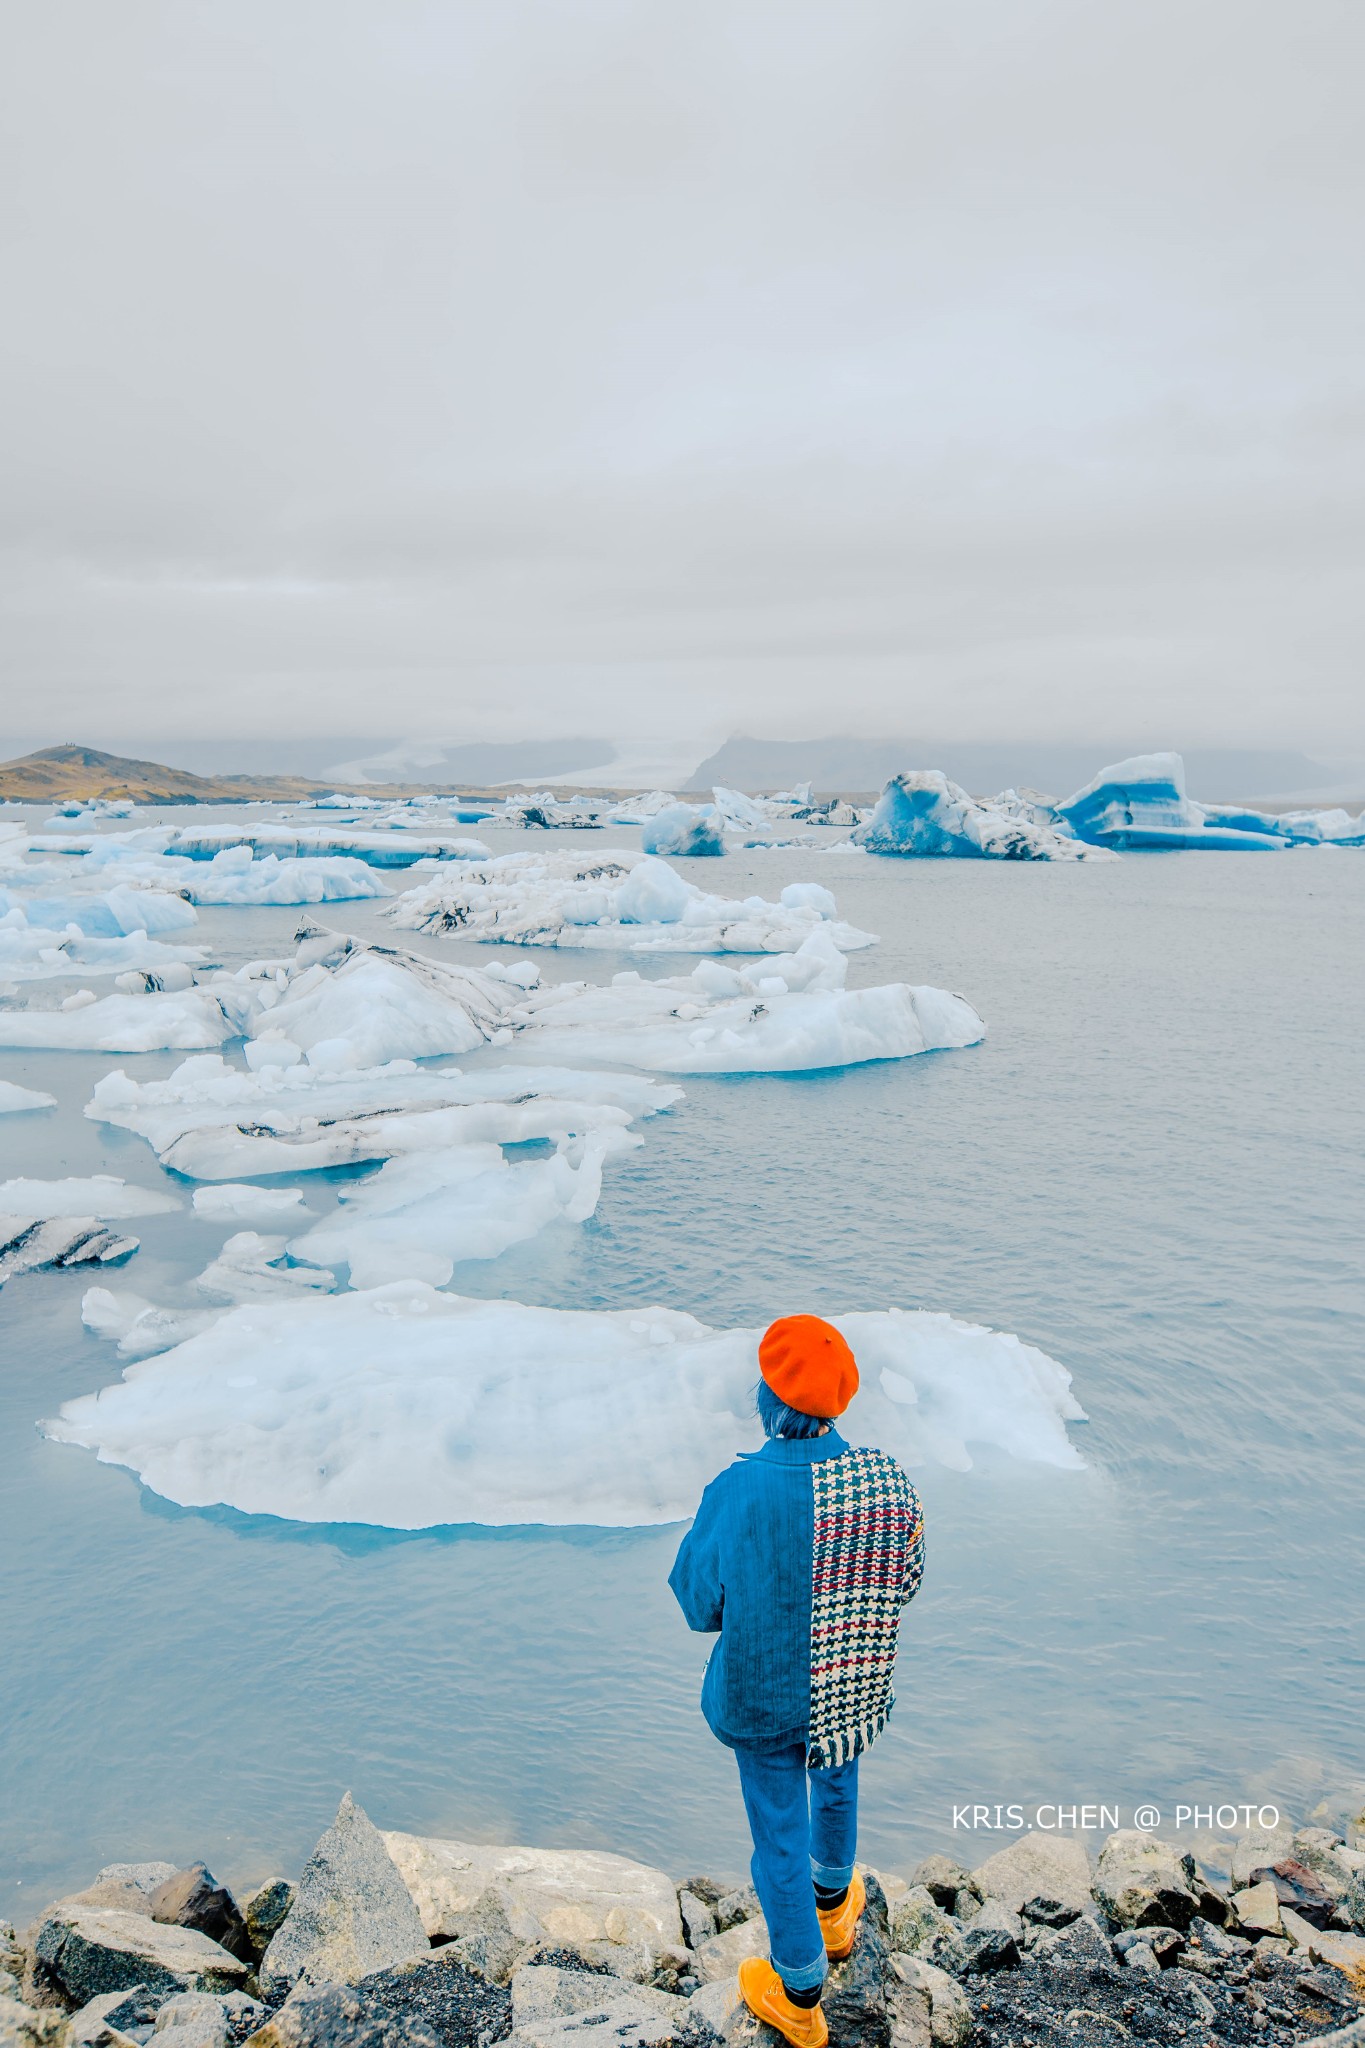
[758,1314,859,1418]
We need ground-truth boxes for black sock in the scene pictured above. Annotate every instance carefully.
[814,1883,848,1910]
[782,1980,823,2008]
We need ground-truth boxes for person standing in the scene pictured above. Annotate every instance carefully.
[669,1315,925,2048]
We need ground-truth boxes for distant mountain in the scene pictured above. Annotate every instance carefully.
[324,737,617,785]
[686,736,1340,803]
[0,744,409,804]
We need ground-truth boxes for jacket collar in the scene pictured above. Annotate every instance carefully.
[747,1428,849,1466]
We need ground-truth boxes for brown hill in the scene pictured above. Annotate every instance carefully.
[0,744,429,805]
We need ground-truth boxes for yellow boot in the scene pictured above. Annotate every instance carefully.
[737,1957,829,2048]
[816,1867,866,1961]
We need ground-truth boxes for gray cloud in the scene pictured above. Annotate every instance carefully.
[3,0,1363,756]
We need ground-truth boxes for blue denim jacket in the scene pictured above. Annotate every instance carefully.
[671,1432,850,1751]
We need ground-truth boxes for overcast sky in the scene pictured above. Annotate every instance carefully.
[3,1,1363,759]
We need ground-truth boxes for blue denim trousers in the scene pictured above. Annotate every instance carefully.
[733,1744,859,1991]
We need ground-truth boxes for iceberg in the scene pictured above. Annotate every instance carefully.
[174,848,393,904]
[1,1217,140,1287]
[388,849,877,954]
[85,1056,680,1179]
[3,883,200,936]
[0,1175,180,1218]
[192,1184,312,1222]
[288,1130,629,1289]
[856,772,1107,861]
[46,1284,1087,1527]
[1057,753,1287,850]
[505,926,985,1075]
[0,985,254,1052]
[640,803,726,857]
[0,1080,56,1113]
[248,939,512,1067]
[165,825,492,868]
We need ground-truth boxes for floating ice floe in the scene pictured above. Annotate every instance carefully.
[388,849,876,954]
[0,882,200,936]
[191,1185,312,1222]
[246,934,511,1066]
[164,825,492,868]
[47,1284,1087,1527]
[0,910,208,987]
[856,772,1110,861]
[1,1218,140,1288]
[640,803,726,857]
[0,1080,56,1113]
[0,985,254,1052]
[504,926,984,1075]
[86,1057,680,1178]
[0,1175,180,1218]
[172,848,393,904]
[288,1129,629,1288]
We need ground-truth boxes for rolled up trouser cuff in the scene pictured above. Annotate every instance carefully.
[811,1856,856,1890]
[770,1948,829,1993]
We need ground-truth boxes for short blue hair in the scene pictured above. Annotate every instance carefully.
[756,1378,828,1440]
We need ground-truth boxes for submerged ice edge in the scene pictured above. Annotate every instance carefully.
[44,1284,1088,1530]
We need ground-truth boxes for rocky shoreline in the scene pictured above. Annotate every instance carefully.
[4,1797,1364,2048]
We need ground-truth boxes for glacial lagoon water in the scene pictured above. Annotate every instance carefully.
[2,821,1363,1911]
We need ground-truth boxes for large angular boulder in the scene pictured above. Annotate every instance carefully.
[241,1886,294,1965]
[887,1957,972,2048]
[381,1834,682,1961]
[690,1917,769,1986]
[259,1795,426,2003]
[971,1836,1092,1920]
[1093,1832,1200,1931]
[150,1870,250,1964]
[33,1907,250,2006]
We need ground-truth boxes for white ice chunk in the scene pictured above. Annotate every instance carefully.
[81,1286,222,1359]
[194,1230,337,1303]
[251,944,512,1066]
[289,1129,630,1289]
[85,1056,680,1179]
[389,849,876,954]
[0,987,253,1051]
[182,851,394,904]
[192,1185,312,1222]
[1,1217,140,1286]
[45,1286,1087,1527]
[505,929,984,1074]
[0,1175,180,1218]
[0,1080,56,1113]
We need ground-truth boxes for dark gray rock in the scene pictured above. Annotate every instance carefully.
[906,1863,976,1917]
[823,1870,891,2048]
[68,1986,164,2044]
[242,1888,294,1965]
[677,1895,717,1952]
[712,1891,760,1937]
[258,1794,427,2003]
[1032,1917,1113,1970]
[680,1883,727,1911]
[1020,1897,1080,1930]
[151,1871,250,1965]
[958,1924,1019,1977]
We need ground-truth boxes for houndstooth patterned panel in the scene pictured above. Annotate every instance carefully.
[807,1448,924,1769]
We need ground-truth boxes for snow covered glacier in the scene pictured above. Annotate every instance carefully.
[46,1283,1088,1527]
